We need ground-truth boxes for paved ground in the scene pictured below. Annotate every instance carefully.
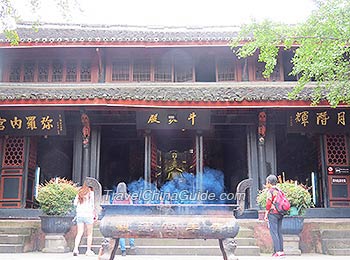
[0,253,349,260]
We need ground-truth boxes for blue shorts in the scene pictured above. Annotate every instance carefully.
[76,216,94,225]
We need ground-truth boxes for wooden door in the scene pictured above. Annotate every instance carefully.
[0,136,37,208]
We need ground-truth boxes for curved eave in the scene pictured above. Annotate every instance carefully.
[0,97,334,109]
[0,40,230,48]
[0,82,344,109]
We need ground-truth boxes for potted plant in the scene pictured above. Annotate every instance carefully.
[36,177,78,253]
[257,180,312,215]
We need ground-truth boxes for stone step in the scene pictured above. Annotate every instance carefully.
[321,229,350,239]
[0,234,26,244]
[0,244,24,253]
[237,228,254,238]
[322,238,350,250]
[94,227,254,238]
[0,220,40,228]
[82,237,257,247]
[236,246,260,256]
[86,225,260,256]
[327,248,350,256]
[0,227,33,235]
[78,244,260,256]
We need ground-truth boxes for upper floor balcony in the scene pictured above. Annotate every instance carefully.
[0,46,297,84]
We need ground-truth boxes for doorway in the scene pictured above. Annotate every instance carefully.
[99,125,248,198]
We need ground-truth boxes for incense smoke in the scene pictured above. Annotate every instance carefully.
[124,167,229,204]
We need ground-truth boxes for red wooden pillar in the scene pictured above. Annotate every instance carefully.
[0,136,37,208]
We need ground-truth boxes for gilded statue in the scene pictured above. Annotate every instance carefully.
[164,151,186,180]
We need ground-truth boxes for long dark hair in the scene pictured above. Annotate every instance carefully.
[77,184,90,204]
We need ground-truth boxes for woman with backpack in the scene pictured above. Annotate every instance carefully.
[264,174,286,257]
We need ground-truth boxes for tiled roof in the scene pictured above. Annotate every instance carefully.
[0,82,313,104]
[0,23,239,44]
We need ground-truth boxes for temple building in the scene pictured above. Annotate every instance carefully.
[0,23,349,212]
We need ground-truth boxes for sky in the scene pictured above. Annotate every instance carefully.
[13,0,317,27]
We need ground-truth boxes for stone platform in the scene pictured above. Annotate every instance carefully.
[1,217,350,255]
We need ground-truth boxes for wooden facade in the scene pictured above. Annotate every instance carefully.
[0,23,349,210]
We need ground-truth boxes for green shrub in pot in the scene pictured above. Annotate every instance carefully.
[37,177,78,216]
[257,179,313,216]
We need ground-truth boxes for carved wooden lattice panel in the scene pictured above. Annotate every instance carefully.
[80,61,92,82]
[38,61,49,82]
[66,60,77,82]
[52,60,63,82]
[2,137,25,167]
[23,61,35,82]
[112,60,130,81]
[0,137,26,208]
[133,59,151,82]
[217,59,236,81]
[9,62,21,82]
[325,134,348,166]
[154,60,172,82]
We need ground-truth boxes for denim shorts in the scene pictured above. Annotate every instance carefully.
[76,216,94,225]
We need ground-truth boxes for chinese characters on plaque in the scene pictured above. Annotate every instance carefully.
[0,111,66,136]
[288,109,348,133]
[137,110,210,130]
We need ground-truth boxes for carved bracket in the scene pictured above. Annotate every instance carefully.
[258,111,266,144]
[81,113,90,147]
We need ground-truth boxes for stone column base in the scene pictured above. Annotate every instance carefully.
[283,234,301,255]
[42,234,70,253]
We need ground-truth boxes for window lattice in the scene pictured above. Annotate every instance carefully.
[155,60,172,82]
[255,62,266,81]
[133,59,151,82]
[38,62,49,82]
[2,137,25,167]
[175,58,193,82]
[80,61,91,82]
[52,60,63,82]
[325,134,348,166]
[66,61,77,82]
[270,59,281,81]
[217,59,235,81]
[9,62,21,82]
[241,59,249,81]
[23,61,35,82]
[255,60,281,81]
[112,60,130,81]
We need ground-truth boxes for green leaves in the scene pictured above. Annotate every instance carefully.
[231,0,350,107]
[0,0,81,44]
[3,30,19,45]
[37,177,78,216]
[256,180,313,216]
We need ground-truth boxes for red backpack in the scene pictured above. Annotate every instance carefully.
[273,188,290,215]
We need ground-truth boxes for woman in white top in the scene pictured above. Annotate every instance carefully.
[73,184,96,256]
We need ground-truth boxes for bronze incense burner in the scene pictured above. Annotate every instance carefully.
[85,177,253,260]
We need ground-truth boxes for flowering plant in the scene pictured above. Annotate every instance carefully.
[257,180,313,215]
[37,177,78,216]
